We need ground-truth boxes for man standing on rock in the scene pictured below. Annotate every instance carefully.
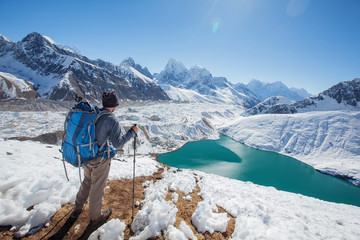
[71,91,138,225]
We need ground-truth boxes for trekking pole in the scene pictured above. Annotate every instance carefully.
[131,124,137,222]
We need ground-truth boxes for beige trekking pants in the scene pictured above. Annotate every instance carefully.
[75,158,111,221]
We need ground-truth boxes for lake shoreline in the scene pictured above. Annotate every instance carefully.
[156,132,360,188]
[158,134,360,207]
[223,133,360,188]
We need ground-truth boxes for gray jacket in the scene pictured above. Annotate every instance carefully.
[95,109,135,149]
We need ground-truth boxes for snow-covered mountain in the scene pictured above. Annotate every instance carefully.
[155,58,192,88]
[155,58,260,108]
[120,57,153,79]
[245,78,360,115]
[244,96,296,115]
[293,78,360,112]
[0,32,169,102]
[247,79,312,101]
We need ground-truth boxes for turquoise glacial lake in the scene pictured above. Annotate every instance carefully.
[158,134,360,207]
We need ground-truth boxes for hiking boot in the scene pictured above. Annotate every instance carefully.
[90,208,112,225]
[70,208,82,219]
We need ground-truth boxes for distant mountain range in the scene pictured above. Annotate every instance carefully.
[246,79,312,101]
[0,32,169,102]
[245,78,360,115]
[154,58,260,108]
[1,32,358,112]
[153,59,315,108]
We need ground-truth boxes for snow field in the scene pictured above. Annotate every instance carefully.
[0,111,66,138]
[1,102,360,239]
[1,138,360,239]
[114,102,243,155]
[0,139,160,238]
[131,166,360,239]
[0,102,244,155]
[0,140,79,237]
[197,173,360,239]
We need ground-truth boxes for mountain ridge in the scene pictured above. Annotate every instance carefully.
[246,79,312,101]
[245,78,360,115]
[0,32,353,113]
[0,32,169,102]
[155,59,260,108]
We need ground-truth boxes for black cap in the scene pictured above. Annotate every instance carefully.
[102,91,119,108]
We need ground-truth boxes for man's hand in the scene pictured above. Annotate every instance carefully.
[131,125,138,134]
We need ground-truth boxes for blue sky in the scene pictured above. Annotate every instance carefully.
[1,0,359,94]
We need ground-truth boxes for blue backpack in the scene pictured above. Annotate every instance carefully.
[61,101,116,181]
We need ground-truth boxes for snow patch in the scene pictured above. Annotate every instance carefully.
[191,200,229,234]
[88,218,126,240]
[130,199,178,240]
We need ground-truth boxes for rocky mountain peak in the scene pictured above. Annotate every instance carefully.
[322,78,360,106]
[164,58,189,75]
[21,32,55,50]
[155,58,260,107]
[120,57,136,67]
[11,32,69,76]
[189,65,212,82]
[120,57,153,79]
[0,34,13,54]
[155,58,191,87]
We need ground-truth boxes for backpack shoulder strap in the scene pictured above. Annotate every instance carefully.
[96,109,113,121]
[95,109,114,156]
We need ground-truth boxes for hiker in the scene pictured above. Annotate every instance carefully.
[71,91,138,224]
